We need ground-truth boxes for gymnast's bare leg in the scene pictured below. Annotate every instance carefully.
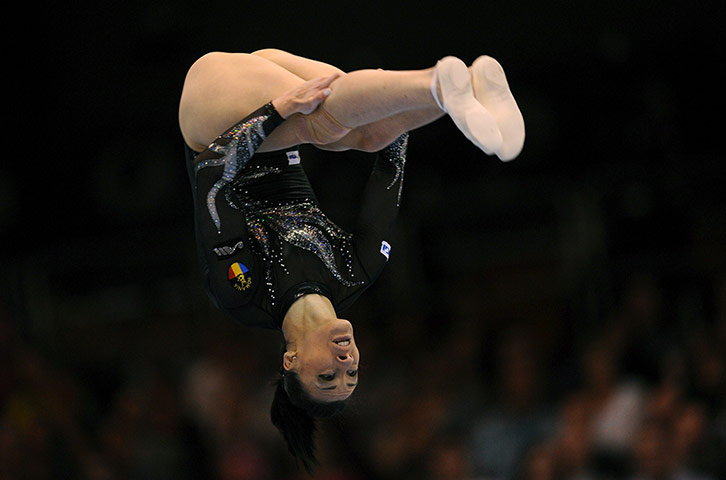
[180,52,443,152]
[179,50,524,159]
[249,48,445,152]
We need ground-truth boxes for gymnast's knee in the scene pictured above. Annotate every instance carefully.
[354,123,402,152]
[293,105,352,146]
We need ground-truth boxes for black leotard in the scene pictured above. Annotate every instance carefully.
[186,103,407,329]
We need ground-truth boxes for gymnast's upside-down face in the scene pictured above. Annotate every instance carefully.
[290,318,360,402]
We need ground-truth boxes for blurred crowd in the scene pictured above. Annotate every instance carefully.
[2,268,725,480]
[9,0,725,476]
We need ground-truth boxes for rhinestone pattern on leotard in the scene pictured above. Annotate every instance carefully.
[382,133,408,206]
[194,110,364,306]
[228,166,364,306]
[196,116,268,233]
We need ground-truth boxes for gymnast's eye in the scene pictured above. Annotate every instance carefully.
[319,373,335,381]
[347,370,358,377]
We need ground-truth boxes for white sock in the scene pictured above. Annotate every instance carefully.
[470,56,525,161]
[435,56,503,155]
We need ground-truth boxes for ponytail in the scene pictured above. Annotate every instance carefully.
[270,370,347,473]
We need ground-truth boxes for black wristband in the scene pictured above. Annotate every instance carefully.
[262,102,285,134]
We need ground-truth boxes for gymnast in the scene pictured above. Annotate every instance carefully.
[179,48,524,471]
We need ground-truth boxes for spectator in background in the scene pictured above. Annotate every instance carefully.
[630,414,714,480]
[470,326,556,479]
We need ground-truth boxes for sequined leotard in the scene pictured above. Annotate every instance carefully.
[186,103,407,330]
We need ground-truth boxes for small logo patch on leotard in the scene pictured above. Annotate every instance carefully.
[286,150,300,165]
[213,240,245,257]
[380,241,391,260]
[228,262,252,292]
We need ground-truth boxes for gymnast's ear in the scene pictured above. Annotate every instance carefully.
[283,351,297,371]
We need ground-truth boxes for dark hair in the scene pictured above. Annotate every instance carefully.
[271,369,347,473]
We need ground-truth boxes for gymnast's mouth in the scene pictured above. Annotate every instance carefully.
[333,336,351,346]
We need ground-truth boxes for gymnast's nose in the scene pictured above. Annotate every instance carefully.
[337,353,353,366]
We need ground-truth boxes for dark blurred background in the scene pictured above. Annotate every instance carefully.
[2,1,725,479]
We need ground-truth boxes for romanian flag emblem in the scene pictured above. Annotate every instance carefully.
[228,262,252,292]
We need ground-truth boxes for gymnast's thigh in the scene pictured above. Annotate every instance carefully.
[179,52,307,151]
[251,48,345,80]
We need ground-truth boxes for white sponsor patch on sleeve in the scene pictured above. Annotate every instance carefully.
[380,240,391,260]
[286,150,301,165]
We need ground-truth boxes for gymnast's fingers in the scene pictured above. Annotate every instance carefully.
[317,72,342,88]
